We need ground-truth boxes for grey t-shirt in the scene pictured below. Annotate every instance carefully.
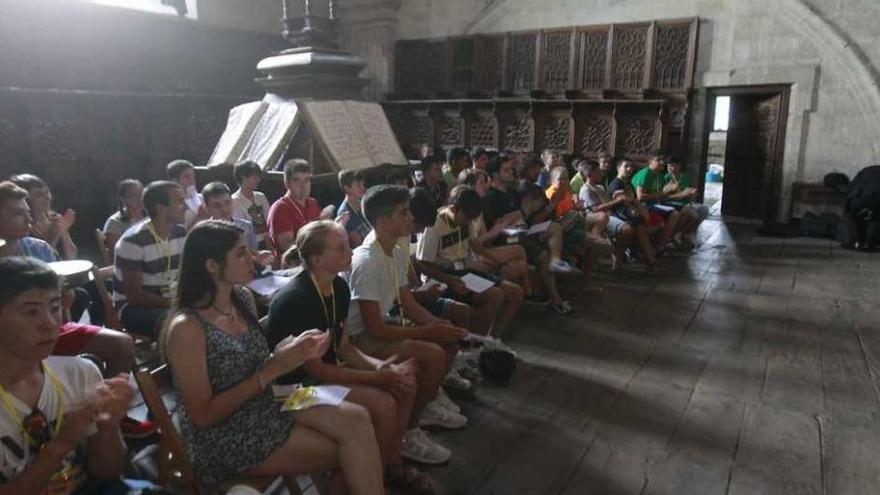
[344,231,409,337]
[578,183,609,211]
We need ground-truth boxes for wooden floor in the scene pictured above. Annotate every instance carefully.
[429,219,880,495]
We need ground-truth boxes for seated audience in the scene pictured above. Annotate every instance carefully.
[161,220,383,493]
[664,161,708,246]
[103,179,145,258]
[443,147,470,187]
[346,185,470,465]
[265,221,433,492]
[268,159,329,259]
[0,182,151,438]
[471,147,489,170]
[113,180,187,337]
[337,169,372,248]
[415,155,448,207]
[0,257,143,494]
[231,160,271,246]
[9,174,77,260]
[202,182,258,250]
[631,156,684,250]
[535,149,562,188]
[166,159,207,230]
[415,186,524,337]
[518,154,544,188]
[482,156,572,315]
[570,153,616,195]
[579,160,662,273]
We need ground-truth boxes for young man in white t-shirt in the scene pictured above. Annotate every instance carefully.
[0,257,134,494]
[166,159,207,230]
[231,160,272,245]
[345,185,469,466]
[415,185,524,338]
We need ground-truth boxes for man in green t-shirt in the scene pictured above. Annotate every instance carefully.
[630,156,690,251]
[571,152,615,195]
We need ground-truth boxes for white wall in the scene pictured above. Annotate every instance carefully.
[394,0,880,220]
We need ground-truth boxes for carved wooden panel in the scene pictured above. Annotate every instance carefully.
[410,111,435,149]
[540,31,573,94]
[0,112,18,173]
[540,115,571,152]
[452,38,475,92]
[25,101,82,170]
[613,26,648,90]
[423,41,449,94]
[467,114,497,148]
[438,112,464,147]
[395,41,423,94]
[500,113,533,151]
[477,36,506,93]
[618,115,657,156]
[579,29,609,90]
[507,33,537,94]
[654,24,690,89]
[577,116,613,155]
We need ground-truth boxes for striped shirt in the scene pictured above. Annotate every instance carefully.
[113,220,186,308]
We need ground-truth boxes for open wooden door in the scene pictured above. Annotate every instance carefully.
[721,92,788,221]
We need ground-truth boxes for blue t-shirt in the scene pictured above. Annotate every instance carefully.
[16,237,58,263]
[337,200,372,247]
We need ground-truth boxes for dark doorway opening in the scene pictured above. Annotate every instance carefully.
[699,85,790,223]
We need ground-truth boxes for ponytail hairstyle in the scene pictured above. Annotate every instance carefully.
[116,179,143,222]
[293,220,344,270]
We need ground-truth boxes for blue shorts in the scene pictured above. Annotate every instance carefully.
[425,297,455,319]
[606,215,628,237]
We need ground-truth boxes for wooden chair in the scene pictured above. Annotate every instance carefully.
[94,228,113,267]
[135,365,305,494]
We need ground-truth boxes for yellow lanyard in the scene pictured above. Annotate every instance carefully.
[0,365,65,448]
[309,272,342,364]
[146,220,173,276]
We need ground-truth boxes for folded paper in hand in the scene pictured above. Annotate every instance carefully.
[278,385,351,411]
[461,273,494,293]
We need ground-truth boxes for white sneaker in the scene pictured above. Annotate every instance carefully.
[550,259,582,275]
[401,428,451,465]
[435,388,461,413]
[443,368,472,392]
[419,400,468,429]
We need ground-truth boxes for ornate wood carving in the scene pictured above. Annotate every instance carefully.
[0,117,16,171]
[452,38,475,92]
[654,24,690,89]
[467,114,497,148]
[540,31,572,94]
[477,36,505,92]
[410,111,434,149]
[613,26,648,90]
[438,113,464,147]
[619,116,657,156]
[541,116,571,152]
[580,30,608,90]
[508,34,537,94]
[578,116,613,155]
[501,113,533,151]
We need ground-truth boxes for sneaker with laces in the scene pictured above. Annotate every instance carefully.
[435,388,461,413]
[401,428,451,465]
[549,302,573,316]
[549,259,578,274]
[443,368,472,392]
[419,400,468,429]
[120,416,159,440]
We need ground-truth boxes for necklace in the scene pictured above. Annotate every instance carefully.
[211,303,236,325]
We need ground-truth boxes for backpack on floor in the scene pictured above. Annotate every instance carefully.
[801,212,840,238]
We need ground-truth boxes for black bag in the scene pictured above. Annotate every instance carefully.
[838,218,856,248]
[801,212,840,238]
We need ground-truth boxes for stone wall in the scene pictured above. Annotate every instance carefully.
[391,0,880,220]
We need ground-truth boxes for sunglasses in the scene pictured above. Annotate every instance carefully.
[22,407,53,451]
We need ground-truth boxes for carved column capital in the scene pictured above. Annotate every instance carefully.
[333,0,402,100]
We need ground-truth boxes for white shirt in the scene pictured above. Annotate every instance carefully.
[0,356,102,486]
[232,190,271,242]
[344,231,410,337]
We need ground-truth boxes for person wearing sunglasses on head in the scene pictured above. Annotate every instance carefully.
[0,257,137,495]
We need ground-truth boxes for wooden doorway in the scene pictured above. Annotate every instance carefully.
[699,86,790,222]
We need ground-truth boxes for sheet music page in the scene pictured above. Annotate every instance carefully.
[344,101,407,166]
[239,101,300,170]
[207,101,267,166]
[301,101,373,170]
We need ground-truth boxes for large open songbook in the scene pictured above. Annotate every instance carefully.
[208,99,406,171]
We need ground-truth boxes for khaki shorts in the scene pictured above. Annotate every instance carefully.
[351,331,409,358]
